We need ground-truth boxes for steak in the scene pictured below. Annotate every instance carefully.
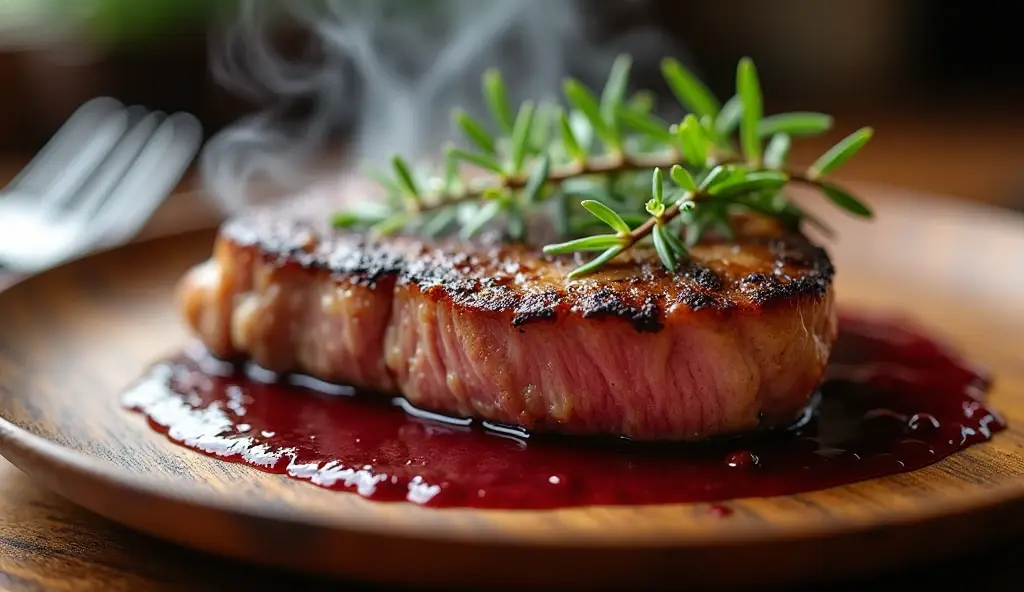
[178,210,837,441]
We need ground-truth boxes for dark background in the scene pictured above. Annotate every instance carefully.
[1,0,1022,209]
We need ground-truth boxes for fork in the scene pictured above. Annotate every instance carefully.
[0,97,203,272]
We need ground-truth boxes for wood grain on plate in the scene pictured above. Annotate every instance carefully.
[0,185,1023,589]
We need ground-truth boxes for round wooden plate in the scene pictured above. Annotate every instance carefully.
[1,185,1023,589]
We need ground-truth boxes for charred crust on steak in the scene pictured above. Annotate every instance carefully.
[673,288,719,312]
[220,211,834,331]
[576,287,664,333]
[682,261,722,291]
[512,292,560,326]
[222,217,406,288]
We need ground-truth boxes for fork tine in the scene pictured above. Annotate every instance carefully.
[61,108,166,222]
[91,112,203,247]
[4,97,124,198]
[35,106,132,212]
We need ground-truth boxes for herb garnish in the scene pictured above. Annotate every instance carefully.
[333,55,873,279]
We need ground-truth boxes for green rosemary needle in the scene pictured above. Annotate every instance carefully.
[332,54,876,279]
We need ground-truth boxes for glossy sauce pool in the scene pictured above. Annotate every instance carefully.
[121,313,1005,509]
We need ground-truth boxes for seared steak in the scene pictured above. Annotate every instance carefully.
[178,212,837,441]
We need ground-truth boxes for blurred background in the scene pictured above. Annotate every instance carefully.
[0,0,1022,242]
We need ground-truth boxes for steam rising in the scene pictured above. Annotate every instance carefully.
[201,0,685,213]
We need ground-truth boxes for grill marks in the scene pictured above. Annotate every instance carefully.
[220,213,834,332]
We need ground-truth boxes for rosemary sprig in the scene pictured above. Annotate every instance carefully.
[333,55,875,279]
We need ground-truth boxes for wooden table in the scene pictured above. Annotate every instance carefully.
[2,110,1024,589]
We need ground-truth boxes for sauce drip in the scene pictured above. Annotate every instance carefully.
[122,313,1005,509]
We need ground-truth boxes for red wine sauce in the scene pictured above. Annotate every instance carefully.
[121,313,1005,509]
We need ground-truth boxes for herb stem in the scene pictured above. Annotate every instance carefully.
[622,162,822,249]
[422,148,827,256]
[422,148,820,214]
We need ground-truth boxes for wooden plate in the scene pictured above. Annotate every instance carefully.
[1,185,1023,589]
